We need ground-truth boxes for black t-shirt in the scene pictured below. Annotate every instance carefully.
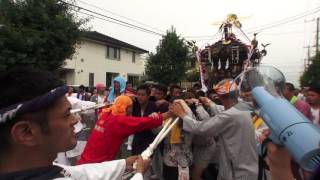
[0,166,64,180]
[149,96,156,102]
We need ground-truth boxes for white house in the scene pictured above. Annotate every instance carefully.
[59,31,148,88]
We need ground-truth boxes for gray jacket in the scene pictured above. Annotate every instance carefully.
[182,102,258,180]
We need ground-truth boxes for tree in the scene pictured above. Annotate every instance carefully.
[185,68,200,82]
[300,53,320,87]
[145,27,189,85]
[0,0,87,72]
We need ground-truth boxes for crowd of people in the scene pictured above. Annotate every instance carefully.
[0,67,320,180]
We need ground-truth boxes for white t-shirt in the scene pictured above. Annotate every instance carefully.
[297,93,306,101]
[311,107,320,126]
[97,95,105,104]
[54,159,143,180]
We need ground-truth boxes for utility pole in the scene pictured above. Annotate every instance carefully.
[302,17,319,70]
[307,46,311,66]
[316,17,319,54]
[303,46,311,70]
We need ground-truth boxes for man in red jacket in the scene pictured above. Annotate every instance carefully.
[78,95,170,164]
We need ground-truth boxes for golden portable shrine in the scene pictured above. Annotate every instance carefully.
[190,14,270,90]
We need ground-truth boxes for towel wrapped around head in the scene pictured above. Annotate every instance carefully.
[103,95,132,116]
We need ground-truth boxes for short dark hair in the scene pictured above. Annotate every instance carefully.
[137,84,151,95]
[195,90,205,98]
[193,83,201,88]
[79,85,85,90]
[218,93,236,100]
[169,95,184,103]
[308,82,320,95]
[285,82,295,92]
[154,84,168,95]
[0,67,63,155]
[170,85,181,93]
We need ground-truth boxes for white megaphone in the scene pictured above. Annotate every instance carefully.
[235,66,320,171]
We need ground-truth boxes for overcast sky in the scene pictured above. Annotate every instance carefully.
[77,0,320,87]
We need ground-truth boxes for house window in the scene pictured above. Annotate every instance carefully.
[89,73,94,87]
[106,72,119,88]
[127,75,139,87]
[106,46,121,60]
[132,52,136,63]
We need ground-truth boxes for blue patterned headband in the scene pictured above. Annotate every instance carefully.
[0,86,68,124]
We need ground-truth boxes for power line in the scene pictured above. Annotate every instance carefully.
[60,0,320,49]
[185,28,305,40]
[185,35,217,39]
[58,0,164,36]
[77,11,162,36]
[185,31,304,41]
[185,33,220,39]
[246,6,320,32]
[258,31,304,35]
[76,0,165,34]
[245,6,320,33]
[185,8,320,39]
[190,38,221,42]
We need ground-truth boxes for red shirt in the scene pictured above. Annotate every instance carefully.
[78,112,163,164]
[294,99,312,120]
